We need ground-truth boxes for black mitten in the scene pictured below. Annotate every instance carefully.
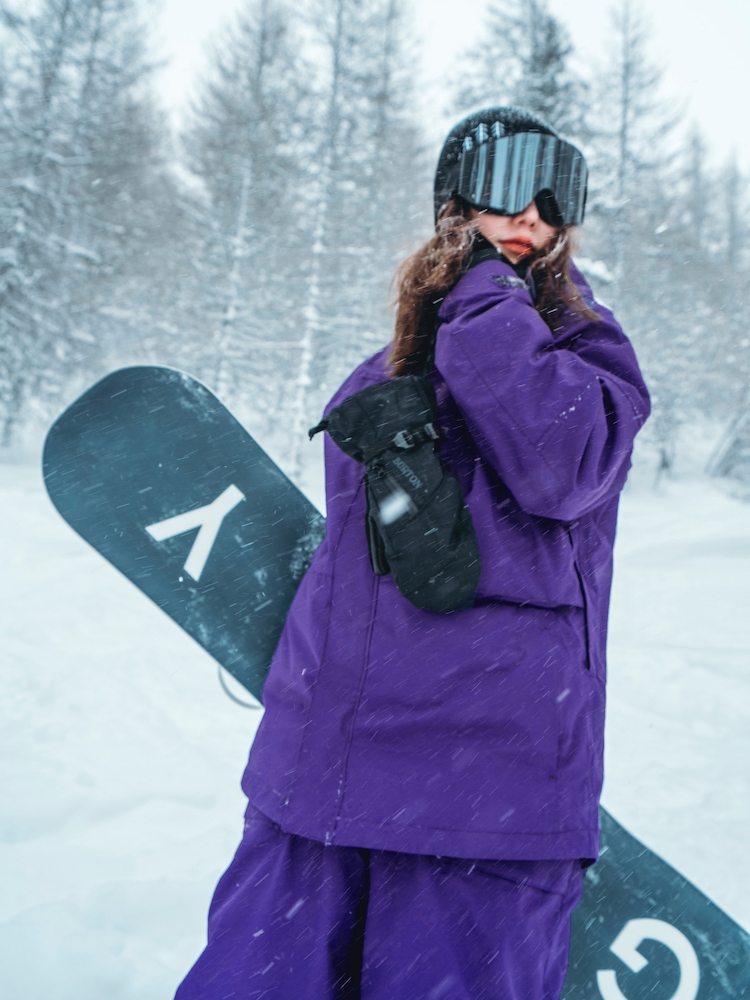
[310,376,481,613]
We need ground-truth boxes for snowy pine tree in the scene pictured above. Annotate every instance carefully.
[451,0,586,137]
[714,159,750,413]
[583,0,687,473]
[288,0,429,472]
[168,0,428,473]
[0,0,174,445]
[178,0,312,445]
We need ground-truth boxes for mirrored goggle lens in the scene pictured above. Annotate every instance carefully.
[456,133,588,226]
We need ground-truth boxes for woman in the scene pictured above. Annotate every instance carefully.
[176,107,650,1000]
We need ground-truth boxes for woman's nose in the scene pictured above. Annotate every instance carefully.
[514,201,540,226]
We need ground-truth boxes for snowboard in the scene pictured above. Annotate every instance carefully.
[562,810,750,999]
[43,365,750,1000]
[43,365,325,701]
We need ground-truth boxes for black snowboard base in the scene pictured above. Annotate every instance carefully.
[43,366,750,999]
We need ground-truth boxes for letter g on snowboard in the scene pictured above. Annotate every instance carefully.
[597,918,700,1000]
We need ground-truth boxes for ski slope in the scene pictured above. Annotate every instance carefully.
[1,448,749,999]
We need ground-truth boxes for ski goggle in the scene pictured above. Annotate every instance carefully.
[455,125,588,227]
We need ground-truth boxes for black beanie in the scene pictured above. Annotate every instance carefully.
[433,106,559,223]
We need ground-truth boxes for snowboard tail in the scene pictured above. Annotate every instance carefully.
[563,810,750,998]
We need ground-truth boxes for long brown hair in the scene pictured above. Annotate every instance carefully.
[529,228,598,326]
[389,198,597,377]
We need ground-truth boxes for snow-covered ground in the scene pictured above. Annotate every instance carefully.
[1,439,749,999]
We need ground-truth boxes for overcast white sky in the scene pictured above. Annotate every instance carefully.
[153,0,750,170]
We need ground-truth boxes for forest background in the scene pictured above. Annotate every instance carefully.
[0,0,748,486]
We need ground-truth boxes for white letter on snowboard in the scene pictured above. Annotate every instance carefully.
[146,484,245,581]
[597,918,700,1000]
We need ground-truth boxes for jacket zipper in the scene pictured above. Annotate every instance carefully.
[568,524,591,671]
[326,569,381,844]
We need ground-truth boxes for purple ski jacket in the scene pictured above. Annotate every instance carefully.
[244,257,650,862]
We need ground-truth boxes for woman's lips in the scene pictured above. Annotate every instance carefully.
[499,238,535,258]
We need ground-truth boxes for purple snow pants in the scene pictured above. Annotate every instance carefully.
[175,807,583,1000]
